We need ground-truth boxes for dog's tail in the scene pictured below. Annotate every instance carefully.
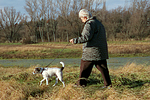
[60,61,65,71]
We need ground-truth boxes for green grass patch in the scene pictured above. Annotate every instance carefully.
[0,43,22,45]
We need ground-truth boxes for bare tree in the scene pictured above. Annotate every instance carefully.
[46,0,58,42]
[25,0,58,42]
[124,0,150,39]
[38,0,48,42]
[0,7,27,42]
[24,0,39,42]
[0,24,5,42]
[55,0,71,42]
[23,0,149,42]
[100,0,150,40]
[55,0,103,42]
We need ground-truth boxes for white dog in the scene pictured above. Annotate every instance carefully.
[33,62,65,87]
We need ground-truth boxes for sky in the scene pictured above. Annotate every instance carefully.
[0,0,130,15]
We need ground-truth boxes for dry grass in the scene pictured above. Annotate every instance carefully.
[0,81,26,100]
[0,62,150,100]
[0,43,82,59]
[0,41,150,59]
[1,41,150,53]
[0,41,150,99]
[0,43,82,52]
[108,43,150,55]
[110,62,150,76]
[49,84,86,100]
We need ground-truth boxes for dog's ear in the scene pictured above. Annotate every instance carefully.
[36,67,41,71]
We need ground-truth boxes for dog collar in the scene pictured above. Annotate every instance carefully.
[40,68,45,74]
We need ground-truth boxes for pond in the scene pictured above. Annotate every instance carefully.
[0,56,150,69]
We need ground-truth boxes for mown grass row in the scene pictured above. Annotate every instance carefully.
[0,40,150,59]
[0,49,82,59]
[0,63,150,100]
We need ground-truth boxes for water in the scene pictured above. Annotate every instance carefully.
[0,57,150,68]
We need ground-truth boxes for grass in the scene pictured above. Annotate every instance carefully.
[0,63,150,100]
[108,40,150,57]
[0,42,82,59]
[0,40,150,59]
[0,41,150,99]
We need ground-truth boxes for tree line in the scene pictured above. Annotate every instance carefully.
[0,0,150,43]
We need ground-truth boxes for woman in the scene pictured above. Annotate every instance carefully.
[70,9,112,88]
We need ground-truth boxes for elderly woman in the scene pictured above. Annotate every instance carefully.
[70,9,112,88]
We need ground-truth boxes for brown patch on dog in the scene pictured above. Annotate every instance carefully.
[34,67,41,73]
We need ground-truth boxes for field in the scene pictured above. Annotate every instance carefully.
[0,41,150,59]
[0,63,150,100]
[0,41,150,100]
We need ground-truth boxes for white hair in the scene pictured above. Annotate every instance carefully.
[79,9,92,19]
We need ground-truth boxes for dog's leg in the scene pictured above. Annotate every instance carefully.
[58,73,65,87]
[46,78,49,85]
[61,81,65,87]
[53,77,58,87]
[40,78,46,86]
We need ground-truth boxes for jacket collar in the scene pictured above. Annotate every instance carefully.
[84,16,96,24]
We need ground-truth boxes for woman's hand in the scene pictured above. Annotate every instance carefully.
[70,39,74,44]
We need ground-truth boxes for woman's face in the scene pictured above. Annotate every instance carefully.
[80,17,87,23]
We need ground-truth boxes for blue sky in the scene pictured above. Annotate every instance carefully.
[0,0,26,14]
[0,0,130,15]
[106,0,129,10]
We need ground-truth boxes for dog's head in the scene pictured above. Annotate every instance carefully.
[33,67,42,74]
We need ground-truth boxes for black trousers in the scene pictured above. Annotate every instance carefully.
[77,59,112,86]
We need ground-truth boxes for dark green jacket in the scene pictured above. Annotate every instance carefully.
[73,17,108,61]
